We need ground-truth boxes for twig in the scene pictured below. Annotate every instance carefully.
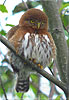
[0,34,67,94]
[48,61,55,76]
[0,77,8,100]
[3,0,6,5]
[22,0,29,10]
[21,93,24,100]
[49,66,56,99]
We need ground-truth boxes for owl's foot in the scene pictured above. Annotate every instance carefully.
[29,58,32,61]
[32,59,37,63]
[16,49,19,54]
[37,64,43,69]
[29,58,43,69]
[29,58,36,64]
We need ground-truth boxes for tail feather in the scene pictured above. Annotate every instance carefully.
[16,77,29,92]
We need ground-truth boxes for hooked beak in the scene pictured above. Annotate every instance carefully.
[37,22,41,29]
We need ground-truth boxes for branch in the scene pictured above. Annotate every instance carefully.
[3,0,6,5]
[21,93,24,100]
[0,77,8,100]
[57,0,63,9]
[22,0,29,10]
[49,66,56,99]
[0,34,67,94]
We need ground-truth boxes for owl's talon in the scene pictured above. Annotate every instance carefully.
[37,64,43,69]
[33,59,36,63]
[40,65,43,69]
[24,62,26,64]
[16,50,18,54]
[37,64,41,67]
[29,58,32,61]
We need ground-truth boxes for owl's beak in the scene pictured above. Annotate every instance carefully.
[37,22,41,29]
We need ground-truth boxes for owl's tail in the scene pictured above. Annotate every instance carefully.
[16,77,29,92]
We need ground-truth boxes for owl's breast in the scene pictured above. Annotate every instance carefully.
[19,33,55,67]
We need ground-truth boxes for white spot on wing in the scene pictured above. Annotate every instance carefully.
[43,35,50,42]
[22,33,30,48]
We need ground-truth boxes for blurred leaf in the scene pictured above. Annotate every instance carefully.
[0,30,6,36]
[16,92,23,99]
[64,29,69,37]
[55,95,62,100]
[59,3,69,13]
[0,66,8,75]
[30,84,37,96]
[30,1,40,8]
[0,69,14,96]
[0,4,8,13]
[30,74,38,83]
[61,15,69,27]
[39,93,48,100]
[59,2,69,28]
[6,24,15,27]
[13,1,40,14]
[67,39,69,47]
[49,61,54,69]
[13,3,26,14]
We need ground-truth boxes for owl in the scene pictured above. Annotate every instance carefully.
[7,8,56,92]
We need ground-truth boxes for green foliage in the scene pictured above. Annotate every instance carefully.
[30,1,40,8]
[49,61,54,69]
[6,24,15,27]
[61,14,69,27]
[30,84,37,96]
[13,1,40,14]
[39,93,48,100]
[15,92,23,99]
[30,74,38,83]
[67,39,69,47]
[64,29,69,46]
[64,30,69,37]
[0,30,6,36]
[59,3,69,13]
[0,69,14,96]
[0,4,8,13]
[59,2,69,28]
[55,95,62,100]
[0,66,8,75]
[30,74,39,96]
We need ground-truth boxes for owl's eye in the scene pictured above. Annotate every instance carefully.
[30,20,34,23]
[42,22,44,25]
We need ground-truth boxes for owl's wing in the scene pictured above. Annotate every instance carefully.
[6,25,19,40]
[8,27,26,50]
[46,32,56,59]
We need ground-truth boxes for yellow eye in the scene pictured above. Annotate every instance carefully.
[25,21,28,23]
[30,20,34,23]
[42,22,44,25]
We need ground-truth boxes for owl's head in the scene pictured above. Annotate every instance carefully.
[19,8,48,31]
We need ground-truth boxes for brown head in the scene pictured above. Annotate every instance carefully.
[19,8,48,31]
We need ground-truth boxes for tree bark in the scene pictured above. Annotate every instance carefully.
[67,48,69,99]
[57,0,63,9]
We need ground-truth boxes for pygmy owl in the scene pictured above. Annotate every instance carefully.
[7,8,56,92]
